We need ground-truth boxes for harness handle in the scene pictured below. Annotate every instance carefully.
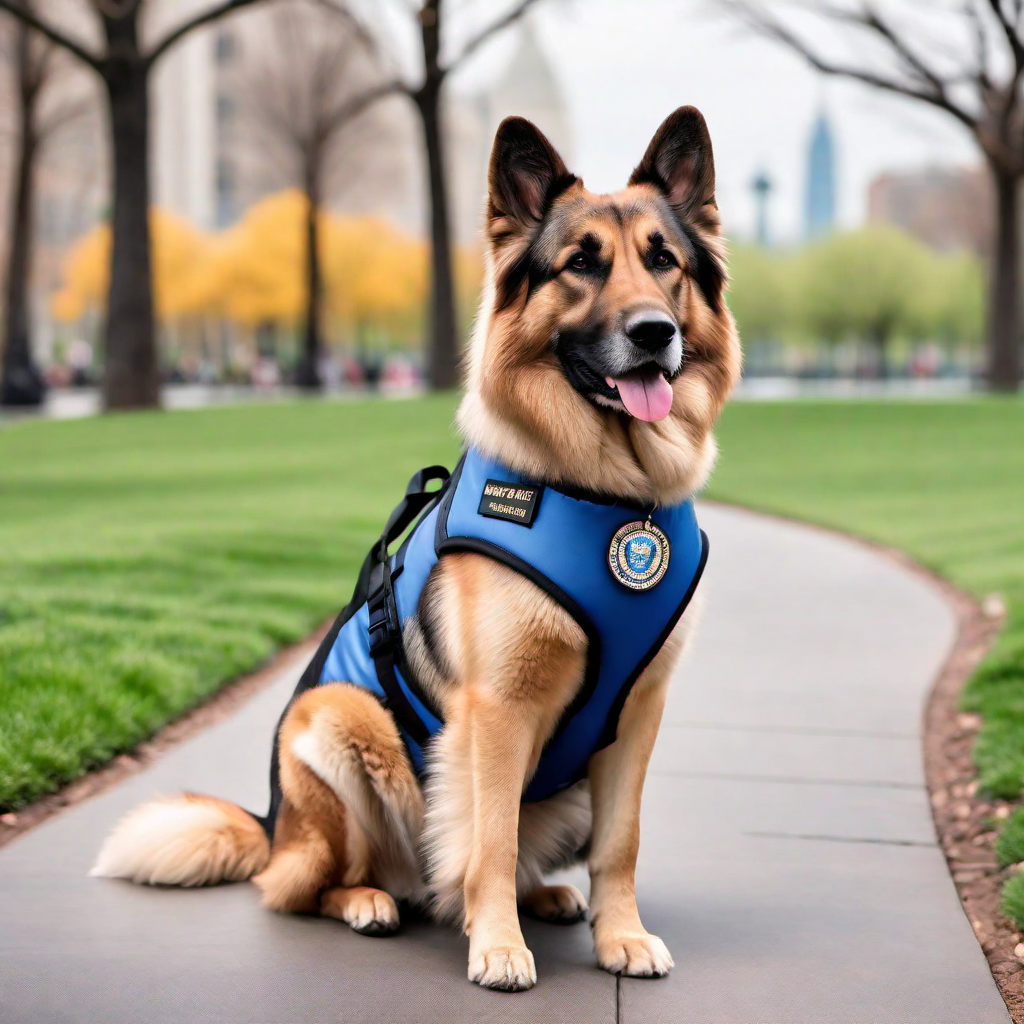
[367,463,450,658]
[374,464,450,562]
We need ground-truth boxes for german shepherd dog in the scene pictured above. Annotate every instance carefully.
[93,107,741,991]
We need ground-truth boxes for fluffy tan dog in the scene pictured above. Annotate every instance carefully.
[93,107,741,992]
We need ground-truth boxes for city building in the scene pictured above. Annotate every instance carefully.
[445,20,574,243]
[867,165,992,258]
[804,111,836,239]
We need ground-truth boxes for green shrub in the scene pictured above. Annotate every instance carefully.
[1001,873,1024,929]
[995,808,1024,866]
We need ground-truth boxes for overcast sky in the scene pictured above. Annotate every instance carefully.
[447,0,978,244]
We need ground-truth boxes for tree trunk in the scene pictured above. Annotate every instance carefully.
[295,182,323,390]
[415,82,460,391]
[986,166,1022,392]
[870,327,889,380]
[1,19,45,408]
[102,50,159,410]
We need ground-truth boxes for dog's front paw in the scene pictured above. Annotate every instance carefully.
[468,944,537,991]
[595,931,673,977]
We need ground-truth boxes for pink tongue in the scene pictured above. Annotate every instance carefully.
[608,373,674,421]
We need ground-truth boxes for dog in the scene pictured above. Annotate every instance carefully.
[92,107,741,992]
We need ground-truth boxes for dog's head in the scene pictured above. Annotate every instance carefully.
[458,107,742,504]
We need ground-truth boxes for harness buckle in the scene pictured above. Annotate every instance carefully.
[367,551,399,658]
[367,603,395,657]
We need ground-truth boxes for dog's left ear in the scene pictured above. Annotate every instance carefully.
[488,117,577,234]
[629,106,717,230]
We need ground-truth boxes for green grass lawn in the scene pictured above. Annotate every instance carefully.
[1,395,462,810]
[3,396,1024,923]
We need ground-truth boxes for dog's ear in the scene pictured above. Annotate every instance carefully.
[488,117,577,234]
[629,106,717,229]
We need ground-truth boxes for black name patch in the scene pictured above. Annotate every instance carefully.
[478,479,542,527]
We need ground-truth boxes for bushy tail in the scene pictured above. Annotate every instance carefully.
[90,793,270,887]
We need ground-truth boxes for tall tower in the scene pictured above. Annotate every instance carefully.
[804,111,836,239]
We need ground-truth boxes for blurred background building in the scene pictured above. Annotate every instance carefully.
[867,166,992,259]
[804,111,836,240]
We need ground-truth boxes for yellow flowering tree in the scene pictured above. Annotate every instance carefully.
[52,193,485,374]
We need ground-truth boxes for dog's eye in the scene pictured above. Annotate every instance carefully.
[568,252,592,272]
[652,250,676,269]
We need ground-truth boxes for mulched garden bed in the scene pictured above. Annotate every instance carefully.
[922,575,1024,1023]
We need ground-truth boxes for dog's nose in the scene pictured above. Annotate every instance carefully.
[625,313,677,352]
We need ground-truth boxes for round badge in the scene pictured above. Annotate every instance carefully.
[608,519,670,591]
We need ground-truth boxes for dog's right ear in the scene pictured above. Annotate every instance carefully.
[488,117,577,235]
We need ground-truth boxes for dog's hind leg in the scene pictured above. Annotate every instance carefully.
[253,796,335,913]
[516,783,592,924]
[254,683,424,932]
[520,884,588,923]
[320,885,399,935]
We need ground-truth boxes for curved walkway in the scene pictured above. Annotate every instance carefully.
[0,505,1008,1023]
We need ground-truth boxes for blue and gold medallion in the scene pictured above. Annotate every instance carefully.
[608,518,670,591]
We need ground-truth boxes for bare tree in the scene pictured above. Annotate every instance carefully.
[0,0,270,410]
[0,4,90,405]
[241,1,392,389]
[327,0,546,390]
[725,0,1024,392]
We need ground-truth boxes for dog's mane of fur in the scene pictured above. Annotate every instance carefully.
[457,180,741,508]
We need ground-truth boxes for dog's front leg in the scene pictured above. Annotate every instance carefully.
[427,555,587,990]
[587,636,681,978]
[461,691,540,991]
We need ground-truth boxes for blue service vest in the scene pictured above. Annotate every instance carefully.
[308,448,707,804]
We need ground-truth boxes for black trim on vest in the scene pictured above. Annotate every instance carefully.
[373,649,432,748]
[433,534,602,746]
[541,479,654,511]
[434,452,466,551]
[595,529,709,751]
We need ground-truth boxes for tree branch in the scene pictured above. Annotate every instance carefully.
[0,0,102,70]
[145,0,268,66]
[37,95,92,143]
[724,0,978,130]
[445,0,543,73]
[831,3,947,94]
[319,78,408,137]
[311,0,381,62]
[985,0,1024,71]
[964,0,995,91]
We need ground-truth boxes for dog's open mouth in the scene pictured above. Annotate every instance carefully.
[604,368,674,422]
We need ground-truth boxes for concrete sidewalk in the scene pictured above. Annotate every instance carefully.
[0,505,1009,1023]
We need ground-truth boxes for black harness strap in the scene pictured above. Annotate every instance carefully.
[260,464,449,837]
[366,465,450,751]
